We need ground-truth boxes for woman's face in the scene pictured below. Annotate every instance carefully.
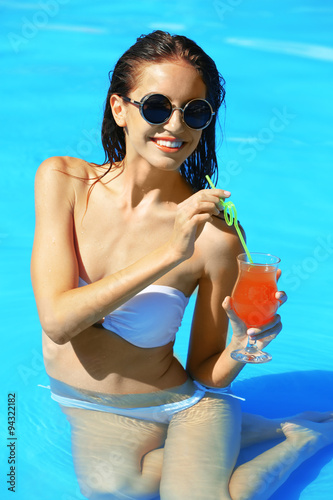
[114,61,207,172]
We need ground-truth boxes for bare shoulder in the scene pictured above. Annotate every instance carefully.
[35,155,93,185]
[202,214,245,257]
[34,156,101,203]
[198,214,245,278]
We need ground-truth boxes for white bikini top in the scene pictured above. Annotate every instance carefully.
[78,278,189,348]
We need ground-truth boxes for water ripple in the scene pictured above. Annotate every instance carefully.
[42,24,107,34]
[225,37,333,62]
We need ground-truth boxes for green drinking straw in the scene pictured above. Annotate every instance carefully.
[205,175,254,264]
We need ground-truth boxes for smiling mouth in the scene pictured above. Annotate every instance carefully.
[151,138,184,152]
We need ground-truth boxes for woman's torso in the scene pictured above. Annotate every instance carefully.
[43,158,204,394]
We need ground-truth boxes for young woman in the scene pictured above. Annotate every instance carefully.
[31,31,333,500]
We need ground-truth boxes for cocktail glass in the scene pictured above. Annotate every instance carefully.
[230,252,281,363]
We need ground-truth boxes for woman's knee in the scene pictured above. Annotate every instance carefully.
[79,477,157,500]
[77,464,160,499]
[77,469,128,499]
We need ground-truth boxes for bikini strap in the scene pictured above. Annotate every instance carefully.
[193,380,245,401]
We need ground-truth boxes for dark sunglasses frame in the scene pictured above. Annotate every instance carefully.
[120,93,215,130]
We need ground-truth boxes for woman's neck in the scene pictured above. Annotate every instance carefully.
[115,158,184,210]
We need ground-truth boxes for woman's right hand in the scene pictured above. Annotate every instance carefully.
[169,188,231,261]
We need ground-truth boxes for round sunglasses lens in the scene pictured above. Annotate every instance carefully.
[184,100,212,129]
[142,94,172,124]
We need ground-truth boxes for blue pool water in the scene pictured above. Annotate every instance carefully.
[1,1,333,498]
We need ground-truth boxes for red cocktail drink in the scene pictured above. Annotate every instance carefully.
[230,253,280,363]
[232,265,279,327]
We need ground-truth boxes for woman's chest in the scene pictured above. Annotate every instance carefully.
[75,209,175,274]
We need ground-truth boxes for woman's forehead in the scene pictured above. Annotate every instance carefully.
[131,61,207,99]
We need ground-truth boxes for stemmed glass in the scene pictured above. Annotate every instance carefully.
[230,253,281,363]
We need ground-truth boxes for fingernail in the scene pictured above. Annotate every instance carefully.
[247,329,255,336]
[224,191,231,196]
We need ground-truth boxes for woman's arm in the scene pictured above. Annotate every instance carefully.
[186,220,247,387]
[31,157,179,344]
[186,218,286,388]
[31,157,227,344]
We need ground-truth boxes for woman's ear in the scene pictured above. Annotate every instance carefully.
[110,95,127,127]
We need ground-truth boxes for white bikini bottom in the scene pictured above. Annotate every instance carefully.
[49,376,244,424]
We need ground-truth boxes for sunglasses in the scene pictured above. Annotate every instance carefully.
[121,93,215,130]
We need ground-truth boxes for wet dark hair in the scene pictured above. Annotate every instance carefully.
[100,30,225,191]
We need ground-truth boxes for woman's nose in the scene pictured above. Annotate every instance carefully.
[164,107,184,131]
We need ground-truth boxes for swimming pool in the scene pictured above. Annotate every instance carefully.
[1,0,333,498]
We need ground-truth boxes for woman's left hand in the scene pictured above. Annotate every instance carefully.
[223,269,288,350]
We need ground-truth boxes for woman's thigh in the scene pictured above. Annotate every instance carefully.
[62,406,168,499]
[160,395,242,500]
